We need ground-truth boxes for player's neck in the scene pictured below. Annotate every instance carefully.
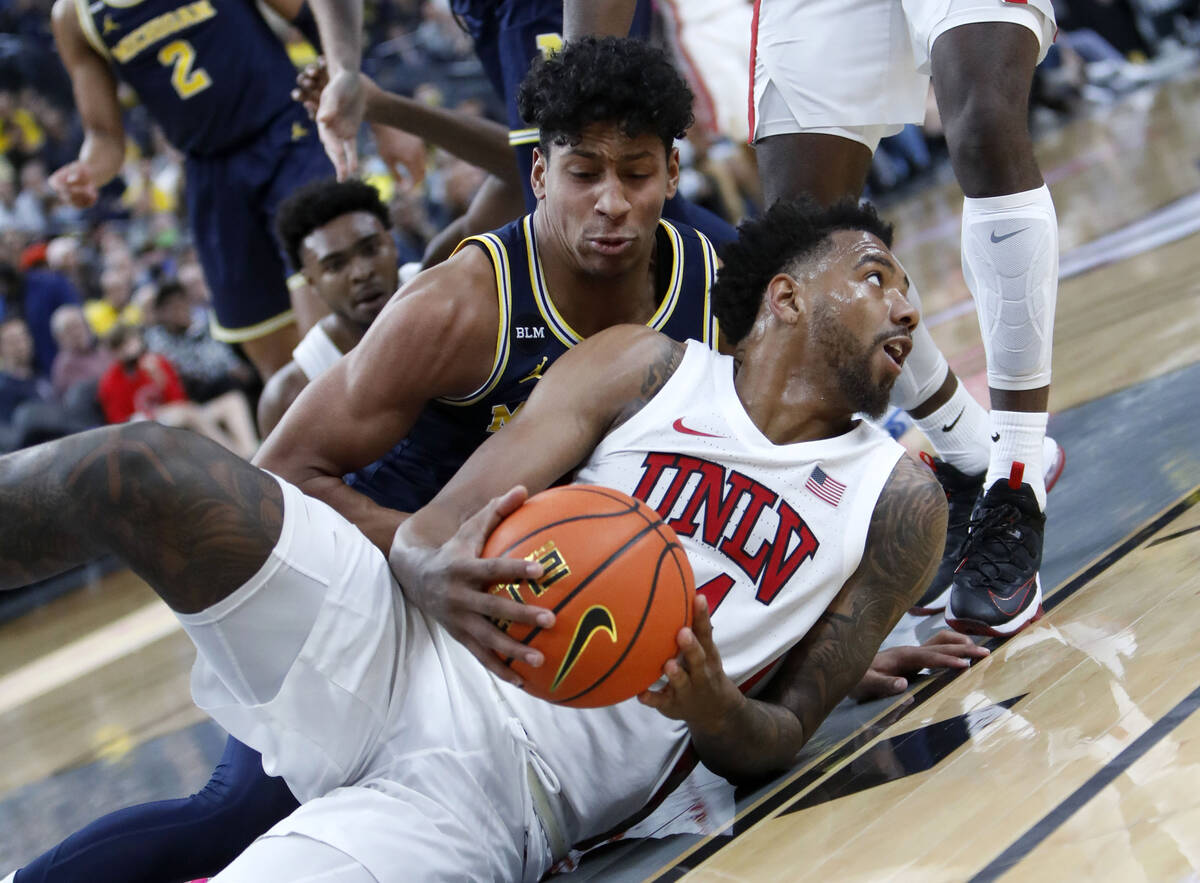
[733,335,857,444]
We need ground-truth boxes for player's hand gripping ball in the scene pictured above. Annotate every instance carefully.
[484,485,696,707]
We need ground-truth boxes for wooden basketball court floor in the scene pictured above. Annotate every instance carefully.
[2,69,1200,881]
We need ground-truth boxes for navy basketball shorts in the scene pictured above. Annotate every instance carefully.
[186,103,334,344]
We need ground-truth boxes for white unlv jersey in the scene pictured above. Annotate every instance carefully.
[498,340,904,844]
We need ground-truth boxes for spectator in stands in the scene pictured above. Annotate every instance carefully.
[0,254,83,377]
[97,323,258,458]
[144,280,255,403]
[0,314,94,451]
[49,302,109,399]
[84,253,141,336]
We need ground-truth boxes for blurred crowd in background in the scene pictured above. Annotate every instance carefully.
[0,0,1197,456]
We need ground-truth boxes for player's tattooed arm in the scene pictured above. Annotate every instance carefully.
[608,335,685,433]
[0,423,283,613]
[769,456,946,747]
[688,455,946,784]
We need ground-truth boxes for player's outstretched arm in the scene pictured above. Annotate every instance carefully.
[663,455,946,785]
[48,0,125,207]
[390,326,685,683]
[253,248,500,550]
[294,58,519,185]
[305,0,364,178]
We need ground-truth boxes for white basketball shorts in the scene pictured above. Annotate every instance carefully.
[751,0,1057,150]
[177,475,558,882]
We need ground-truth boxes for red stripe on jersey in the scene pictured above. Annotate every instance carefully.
[747,0,763,144]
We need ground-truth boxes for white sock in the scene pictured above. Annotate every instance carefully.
[912,382,990,475]
[961,184,1058,393]
[986,409,1048,509]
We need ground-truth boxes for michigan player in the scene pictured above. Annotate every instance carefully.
[0,197,949,880]
[258,178,399,436]
[48,0,333,379]
[306,0,738,266]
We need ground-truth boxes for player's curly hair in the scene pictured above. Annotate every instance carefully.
[517,36,694,154]
[712,198,895,344]
[276,178,390,271]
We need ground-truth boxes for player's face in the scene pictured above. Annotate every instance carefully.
[806,231,916,418]
[531,124,679,278]
[301,212,399,330]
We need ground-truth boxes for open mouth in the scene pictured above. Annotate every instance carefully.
[881,336,912,370]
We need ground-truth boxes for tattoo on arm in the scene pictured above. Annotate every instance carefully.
[0,424,283,612]
[765,455,947,741]
[609,337,685,433]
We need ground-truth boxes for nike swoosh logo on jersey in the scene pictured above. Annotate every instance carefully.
[990,227,1029,243]
[673,417,723,438]
[991,432,1001,442]
[550,606,617,692]
[988,575,1037,616]
[942,408,965,432]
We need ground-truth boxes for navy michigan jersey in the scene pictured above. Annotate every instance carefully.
[346,213,720,512]
[72,0,300,155]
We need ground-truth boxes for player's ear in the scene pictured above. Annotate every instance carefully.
[664,146,680,200]
[531,146,548,201]
[765,272,804,326]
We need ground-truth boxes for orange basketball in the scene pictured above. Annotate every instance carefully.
[483,484,696,708]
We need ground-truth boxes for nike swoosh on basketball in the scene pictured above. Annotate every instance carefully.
[673,418,723,438]
[551,606,617,692]
[988,576,1036,617]
[942,408,965,432]
[990,227,1029,243]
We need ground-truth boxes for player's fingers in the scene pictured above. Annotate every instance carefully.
[453,554,542,589]
[460,616,544,670]
[456,581,553,629]
[462,637,526,687]
[340,139,358,178]
[850,671,908,701]
[319,127,348,180]
[461,485,527,546]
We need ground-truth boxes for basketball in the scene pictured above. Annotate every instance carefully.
[483,484,696,708]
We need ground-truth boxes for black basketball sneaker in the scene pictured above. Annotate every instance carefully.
[910,453,984,615]
[945,463,1045,637]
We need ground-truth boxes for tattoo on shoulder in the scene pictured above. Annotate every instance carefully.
[610,337,685,431]
[859,455,947,622]
[764,455,946,734]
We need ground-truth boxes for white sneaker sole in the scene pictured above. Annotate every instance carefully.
[946,574,1044,637]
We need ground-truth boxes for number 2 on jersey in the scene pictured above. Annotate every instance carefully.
[158,40,211,99]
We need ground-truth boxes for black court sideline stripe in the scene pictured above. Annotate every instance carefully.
[649,485,1200,879]
[969,682,1200,882]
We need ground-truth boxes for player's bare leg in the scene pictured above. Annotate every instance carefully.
[933,22,1058,636]
[0,422,282,612]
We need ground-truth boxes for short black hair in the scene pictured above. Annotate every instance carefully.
[517,36,694,155]
[712,198,895,344]
[276,178,390,271]
[153,279,187,310]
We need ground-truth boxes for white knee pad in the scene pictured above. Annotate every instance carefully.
[888,278,950,411]
[961,185,1058,391]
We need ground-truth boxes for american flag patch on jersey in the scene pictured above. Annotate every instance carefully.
[806,466,846,507]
